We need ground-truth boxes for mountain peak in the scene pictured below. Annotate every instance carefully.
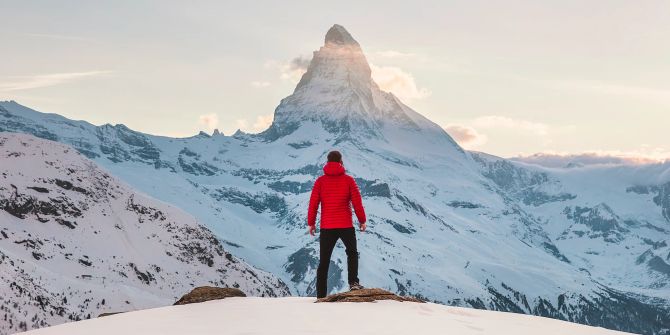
[263,25,462,153]
[324,24,359,46]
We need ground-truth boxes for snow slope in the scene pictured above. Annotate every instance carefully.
[1,24,669,334]
[22,297,632,335]
[0,133,289,334]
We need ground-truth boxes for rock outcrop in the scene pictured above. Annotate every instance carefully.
[315,288,424,303]
[98,312,125,318]
[174,286,246,305]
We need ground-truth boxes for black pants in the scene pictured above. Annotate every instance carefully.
[316,227,359,298]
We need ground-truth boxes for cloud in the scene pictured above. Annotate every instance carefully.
[252,114,274,131]
[234,119,249,132]
[289,56,311,71]
[22,33,94,42]
[267,54,431,102]
[512,148,670,167]
[251,81,271,88]
[443,116,576,151]
[198,113,219,131]
[444,125,488,149]
[0,71,113,92]
[471,116,549,136]
[266,56,311,83]
[544,79,670,105]
[370,64,431,101]
[234,114,274,134]
[268,55,431,102]
[373,50,418,59]
[501,74,670,106]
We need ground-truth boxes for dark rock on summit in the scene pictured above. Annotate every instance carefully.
[324,24,359,46]
[315,288,424,303]
[174,286,246,305]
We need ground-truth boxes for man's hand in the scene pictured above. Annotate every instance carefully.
[359,223,367,232]
[308,225,316,236]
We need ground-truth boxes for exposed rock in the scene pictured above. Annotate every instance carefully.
[98,312,125,318]
[325,24,359,46]
[315,288,424,303]
[174,286,246,305]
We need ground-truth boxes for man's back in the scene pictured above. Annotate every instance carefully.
[308,161,366,229]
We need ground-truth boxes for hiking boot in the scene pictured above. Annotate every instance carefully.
[349,283,364,291]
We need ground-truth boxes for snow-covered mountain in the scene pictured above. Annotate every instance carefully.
[0,133,289,334]
[265,24,460,154]
[21,297,633,335]
[1,24,669,334]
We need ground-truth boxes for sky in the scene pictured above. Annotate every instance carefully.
[1,0,669,160]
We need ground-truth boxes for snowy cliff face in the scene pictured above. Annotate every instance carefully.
[0,133,289,334]
[1,24,669,334]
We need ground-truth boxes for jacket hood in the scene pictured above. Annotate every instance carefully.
[323,161,345,176]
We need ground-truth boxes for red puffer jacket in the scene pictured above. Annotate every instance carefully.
[307,162,366,229]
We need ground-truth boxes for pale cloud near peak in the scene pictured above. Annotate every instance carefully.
[198,113,219,131]
[234,114,274,134]
[288,56,311,71]
[0,71,113,92]
[471,115,550,136]
[211,113,274,134]
[368,50,472,75]
[501,74,670,106]
[372,50,418,59]
[267,55,431,101]
[370,64,431,102]
[253,114,274,130]
[234,119,249,132]
[446,116,577,152]
[265,56,311,83]
[551,79,670,105]
[251,81,271,88]
[444,124,488,149]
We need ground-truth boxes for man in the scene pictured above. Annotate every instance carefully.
[308,150,367,299]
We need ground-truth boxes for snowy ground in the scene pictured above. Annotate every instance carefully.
[22,297,632,335]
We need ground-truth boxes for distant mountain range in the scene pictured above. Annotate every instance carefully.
[1,24,668,334]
